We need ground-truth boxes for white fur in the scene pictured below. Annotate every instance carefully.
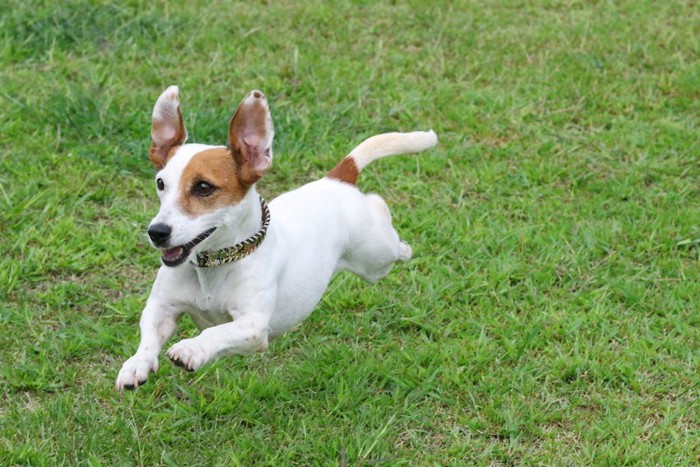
[115,95,437,390]
[350,130,438,170]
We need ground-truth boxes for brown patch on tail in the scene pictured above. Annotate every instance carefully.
[327,156,359,185]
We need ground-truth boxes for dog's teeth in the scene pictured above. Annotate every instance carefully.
[164,247,184,261]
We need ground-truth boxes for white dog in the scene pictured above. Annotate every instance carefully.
[115,87,437,390]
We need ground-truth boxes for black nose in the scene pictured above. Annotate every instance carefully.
[148,223,172,245]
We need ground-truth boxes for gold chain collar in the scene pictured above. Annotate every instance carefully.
[195,196,271,268]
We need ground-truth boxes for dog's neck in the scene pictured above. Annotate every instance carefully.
[192,187,264,270]
[210,187,263,252]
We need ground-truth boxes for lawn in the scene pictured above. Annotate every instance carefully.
[1,0,698,464]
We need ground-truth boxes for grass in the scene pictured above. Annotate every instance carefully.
[1,0,698,464]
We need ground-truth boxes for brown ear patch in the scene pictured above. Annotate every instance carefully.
[150,144,182,170]
[178,148,250,217]
[151,86,188,170]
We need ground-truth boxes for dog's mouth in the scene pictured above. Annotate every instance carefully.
[160,227,217,267]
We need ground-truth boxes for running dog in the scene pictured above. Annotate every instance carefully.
[115,86,437,390]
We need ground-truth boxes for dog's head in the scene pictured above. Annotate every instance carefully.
[146,86,274,267]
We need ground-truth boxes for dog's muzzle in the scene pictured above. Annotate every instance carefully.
[153,227,217,267]
[148,223,172,246]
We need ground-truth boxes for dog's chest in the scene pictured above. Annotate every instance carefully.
[186,306,232,329]
[183,271,240,328]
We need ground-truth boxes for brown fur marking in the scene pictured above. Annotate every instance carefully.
[150,144,182,170]
[327,156,359,185]
[178,148,249,217]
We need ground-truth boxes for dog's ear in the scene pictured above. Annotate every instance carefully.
[228,90,274,185]
[150,86,187,170]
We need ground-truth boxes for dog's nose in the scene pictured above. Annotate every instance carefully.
[148,223,172,245]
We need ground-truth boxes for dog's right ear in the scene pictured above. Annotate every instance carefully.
[150,86,187,170]
[228,90,274,186]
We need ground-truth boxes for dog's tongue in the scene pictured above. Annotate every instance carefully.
[163,247,185,262]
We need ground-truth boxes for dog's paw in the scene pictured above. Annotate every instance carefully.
[115,354,158,391]
[166,339,208,372]
[398,240,412,262]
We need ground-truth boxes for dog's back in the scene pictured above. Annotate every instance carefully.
[265,131,437,333]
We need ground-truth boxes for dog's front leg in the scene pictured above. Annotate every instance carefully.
[115,299,179,390]
[166,312,270,372]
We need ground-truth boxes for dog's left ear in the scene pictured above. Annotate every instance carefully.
[228,90,274,185]
[150,86,187,170]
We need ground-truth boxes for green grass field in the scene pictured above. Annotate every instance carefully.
[1,0,698,464]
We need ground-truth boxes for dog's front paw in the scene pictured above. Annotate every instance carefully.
[115,354,159,391]
[166,339,208,372]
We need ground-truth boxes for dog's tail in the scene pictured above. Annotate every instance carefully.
[328,130,438,185]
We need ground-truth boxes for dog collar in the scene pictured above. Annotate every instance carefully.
[195,196,271,268]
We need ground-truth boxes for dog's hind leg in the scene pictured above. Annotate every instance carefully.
[397,240,413,262]
[339,193,412,283]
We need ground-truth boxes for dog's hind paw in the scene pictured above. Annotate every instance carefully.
[115,354,158,391]
[398,240,412,262]
[166,338,208,372]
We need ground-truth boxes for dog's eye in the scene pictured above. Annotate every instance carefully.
[193,181,216,197]
[156,178,165,191]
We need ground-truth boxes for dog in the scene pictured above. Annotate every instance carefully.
[115,86,437,390]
